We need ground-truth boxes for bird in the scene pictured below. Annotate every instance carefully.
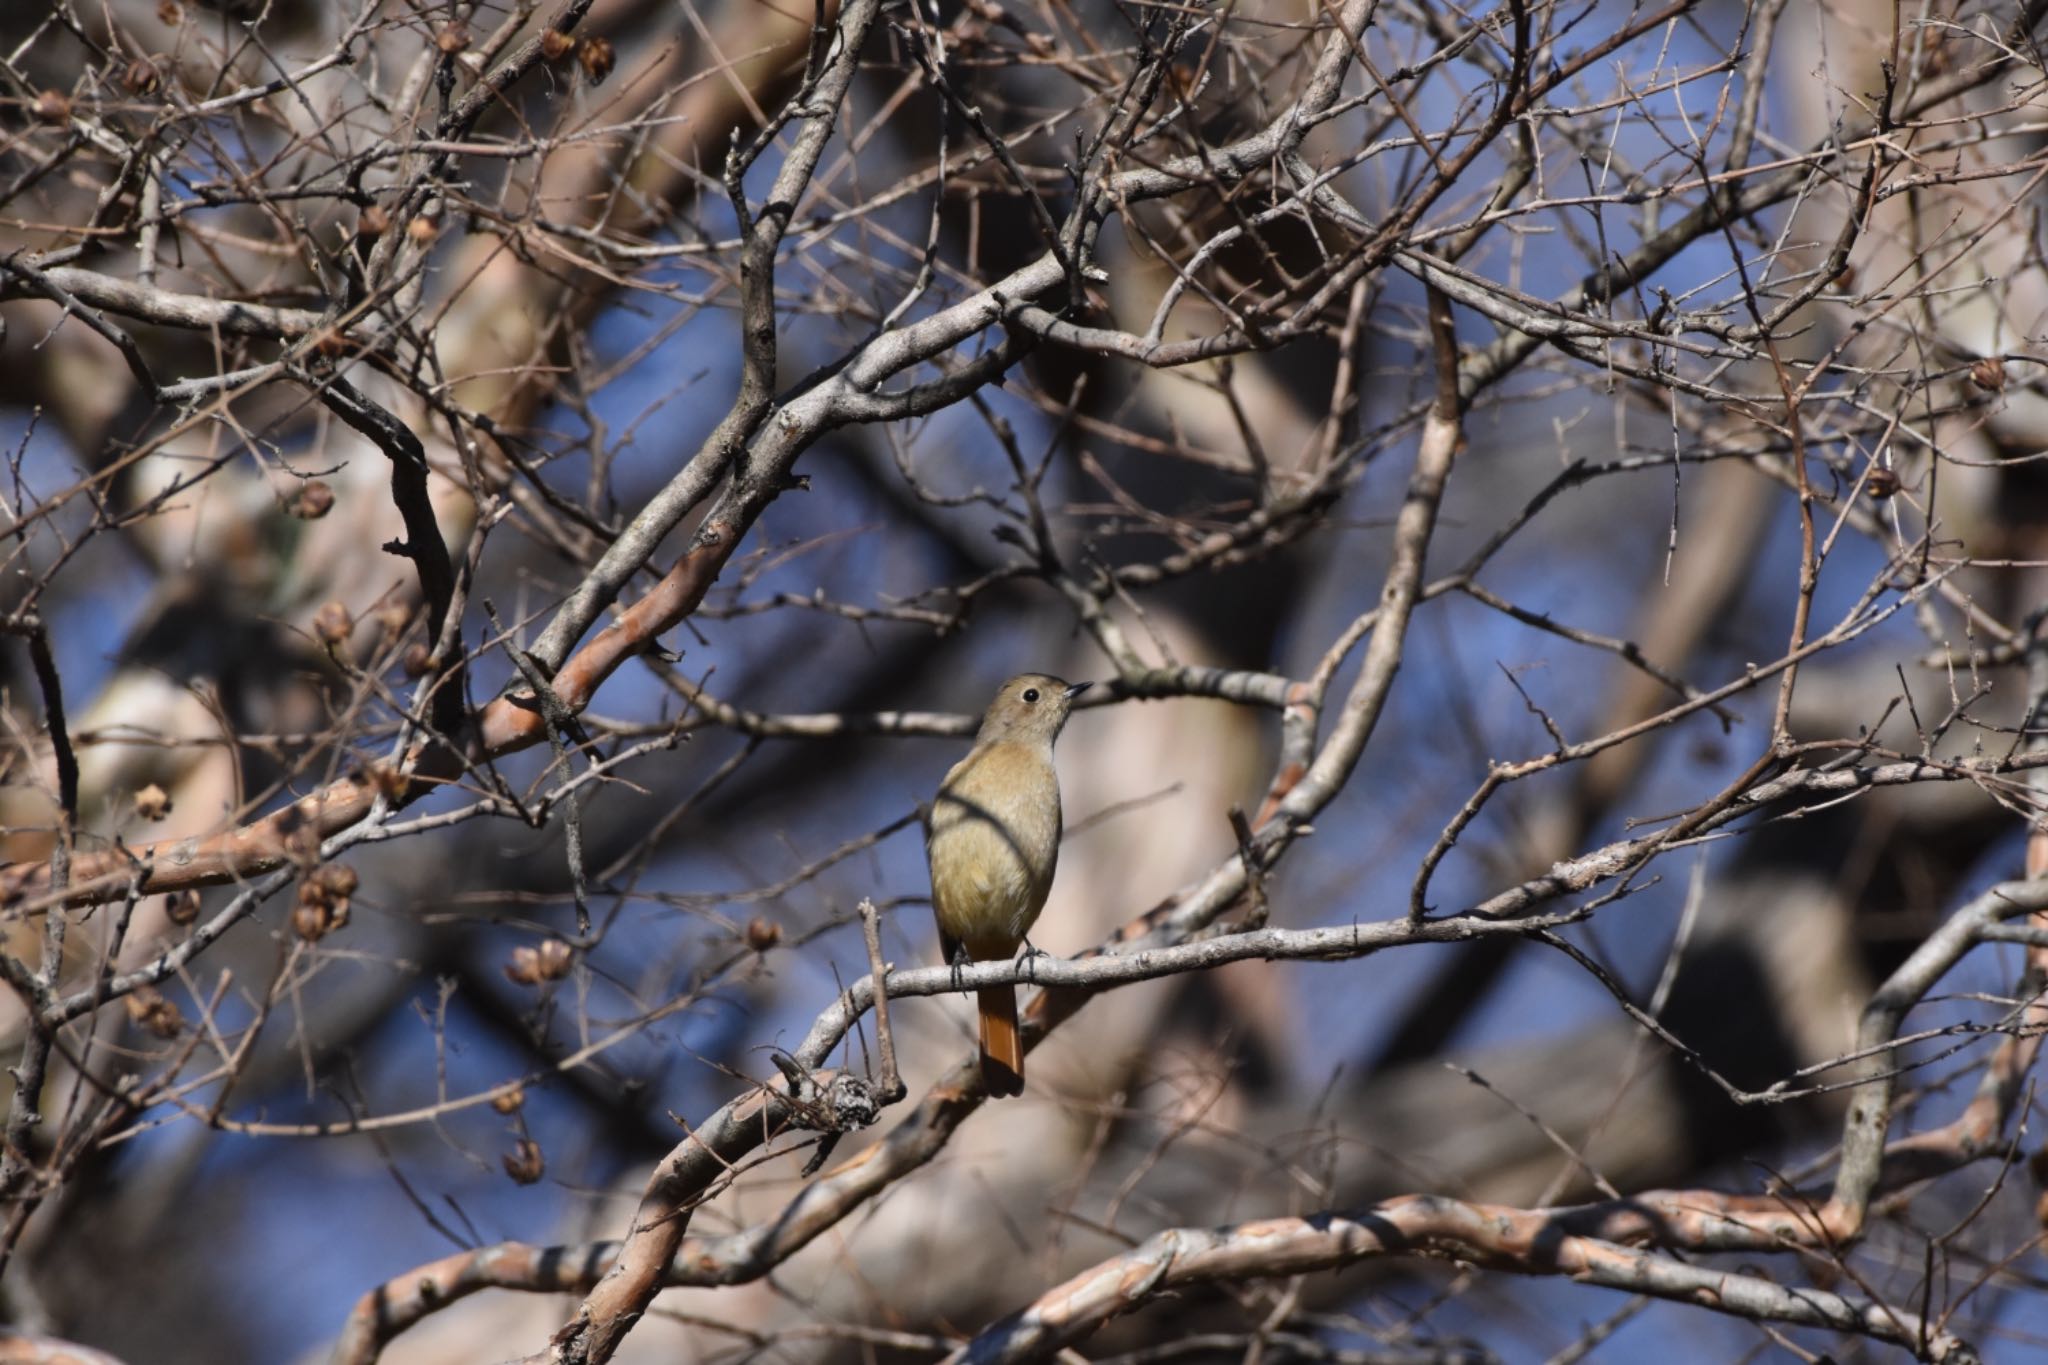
[926,673,1090,1097]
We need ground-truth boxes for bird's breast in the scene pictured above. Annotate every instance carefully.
[927,740,1062,957]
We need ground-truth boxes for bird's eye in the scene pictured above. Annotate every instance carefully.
[1021,687,1041,703]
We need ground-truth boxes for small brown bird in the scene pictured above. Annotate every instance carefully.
[926,673,1090,1097]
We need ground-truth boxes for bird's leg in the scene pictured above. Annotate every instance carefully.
[1019,937,1053,982]
[949,940,972,994]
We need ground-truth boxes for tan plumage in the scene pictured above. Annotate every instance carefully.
[926,673,1089,1096]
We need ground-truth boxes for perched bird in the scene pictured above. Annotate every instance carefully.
[926,673,1090,1096]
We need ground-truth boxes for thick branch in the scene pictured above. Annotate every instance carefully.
[947,1198,1975,1365]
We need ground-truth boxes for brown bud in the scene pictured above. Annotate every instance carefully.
[313,600,353,648]
[292,896,350,941]
[745,917,781,951]
[123,57,163,95]
[156,0,183,24]
[309,328,348,359]
[289,479,335,520]
[32,91,72,124]
[133,783,173,821]
[165,889,202,926]
[308,863,360,902]
[124,986,183,1039]
[357,204,390,238]
[406,215,440,245]
[293,863,357,941]
[1864,466,1900,500]
[1829,262,1855,291]
[402,643,435,678]
[376,603,411,638]
[1969,357,2007,392]
[540,28,575,61]
[503,1138,545,1185]
[577,36,615,85]
[491,1085,527,1115]
[365,760,408,801]
[505,939,574,986]
[435,22,471,54]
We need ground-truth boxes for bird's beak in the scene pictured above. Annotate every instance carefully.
[1064,681,1094,701]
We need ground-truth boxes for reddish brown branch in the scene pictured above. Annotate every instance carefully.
[0,481,747,912]
[329,870,2048,1364]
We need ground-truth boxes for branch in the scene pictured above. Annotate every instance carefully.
[523,0,880,674]
[305,372,464,736]
[337,870,2048,1360]
[946,1198,1976,1365]
[0,262,324,338]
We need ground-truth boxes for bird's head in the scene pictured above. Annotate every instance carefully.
[976,673,1091,747]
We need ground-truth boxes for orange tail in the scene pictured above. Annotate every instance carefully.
[976,984,1025,1097]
